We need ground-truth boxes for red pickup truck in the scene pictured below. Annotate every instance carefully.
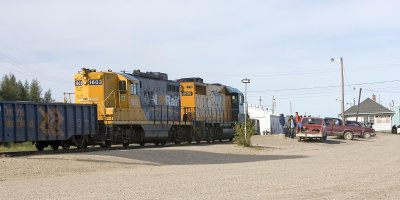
[298,117,327,142]
[324,118,363,140]
[345,121,375,139]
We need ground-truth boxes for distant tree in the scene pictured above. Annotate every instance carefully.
[42,89,54,103]
[16,80,29,101]
[0,74,53,102]
[0,74,19,100]
[23,80,30,100]
[29,79,42,102]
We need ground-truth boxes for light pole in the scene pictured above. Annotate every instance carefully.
[241,78,250,140]
[331,57,345,126]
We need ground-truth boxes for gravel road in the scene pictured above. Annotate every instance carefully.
[1,134,400,200]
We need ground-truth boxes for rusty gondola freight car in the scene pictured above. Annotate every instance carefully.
[0,101,98,151]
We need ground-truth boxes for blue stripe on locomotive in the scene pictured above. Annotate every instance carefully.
[132,75,181,122]
[0,101,97,143]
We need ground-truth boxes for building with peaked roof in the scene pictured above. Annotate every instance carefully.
[344,97,394,131]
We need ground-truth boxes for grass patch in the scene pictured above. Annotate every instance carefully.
[0,142,37,153]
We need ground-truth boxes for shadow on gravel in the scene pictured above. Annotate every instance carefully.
[300,139,345,145]
[85,149,307,166]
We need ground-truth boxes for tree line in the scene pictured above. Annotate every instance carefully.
[0,73,54,103]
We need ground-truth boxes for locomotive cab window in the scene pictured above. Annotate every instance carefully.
[119,80,127,94]
[131,83,139,95]
[232,95,238,104]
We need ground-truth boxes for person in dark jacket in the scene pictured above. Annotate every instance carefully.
[279,114,286,134]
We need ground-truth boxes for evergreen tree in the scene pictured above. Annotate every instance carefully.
[42,89,54,103]
[0,74,54,102]
[29,79,42,102]
[16,80,29,101]
[23,80,30,100]
[0,74,19,100]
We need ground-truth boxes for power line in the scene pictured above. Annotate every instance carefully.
[0,53,71,84]
[189,63,400,78]
[248,79,400,93]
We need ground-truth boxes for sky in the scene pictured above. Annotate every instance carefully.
[1,0,400,117]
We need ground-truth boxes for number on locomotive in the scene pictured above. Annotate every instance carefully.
[89,79,103,85]
[75,80,83,86]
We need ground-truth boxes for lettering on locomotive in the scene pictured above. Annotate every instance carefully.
[75,80,83,86]
[89,79,103,85]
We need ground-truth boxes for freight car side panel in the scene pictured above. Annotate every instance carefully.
[0,104,4,143]
[0,102,97,144]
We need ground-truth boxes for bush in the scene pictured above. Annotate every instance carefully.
[234,119,255,147]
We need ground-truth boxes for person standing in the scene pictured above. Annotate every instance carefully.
[279,113,285,134]
[296,116,303,137]
[288,116,295,138]
[295,112,301,134]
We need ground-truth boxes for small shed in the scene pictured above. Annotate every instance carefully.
[248,104,282,135]
[344,97,394,131]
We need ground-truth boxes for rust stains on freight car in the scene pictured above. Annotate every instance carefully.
[38,107,64,137]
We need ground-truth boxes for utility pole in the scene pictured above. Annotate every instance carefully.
[356,88,362,122]
[340,57,345,126]
[290,100,293,115]
[331,57,345,125]
[259,96,262,107]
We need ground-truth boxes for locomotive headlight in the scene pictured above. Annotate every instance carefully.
[83,80,88,85]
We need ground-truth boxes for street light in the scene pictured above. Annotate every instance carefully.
[241,78,250,140]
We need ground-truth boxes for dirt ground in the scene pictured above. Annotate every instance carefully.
[1,134,400,200]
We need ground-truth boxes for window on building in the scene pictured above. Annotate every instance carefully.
[376,115,390,123]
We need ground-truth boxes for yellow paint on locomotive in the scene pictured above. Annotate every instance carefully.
[74,69,146,124]
[179,82,196,121]
[180,81,233,123]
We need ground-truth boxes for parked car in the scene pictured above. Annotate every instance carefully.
[324,118,363,140]
[345,121,375,139]
[297,117,327,142]
[392,125,400,134]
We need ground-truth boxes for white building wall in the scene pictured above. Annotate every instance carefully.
[346,115,392,131]
[248,104,276,135]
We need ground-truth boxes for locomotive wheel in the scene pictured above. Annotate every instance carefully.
[50,144,59,150]
[123,142,129,148]
[139,142,145,147]
[61,142,71,150]
[160,141,166,145]
[35,142,46,151]
[154,142,160,146]
[75,136,87,149]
